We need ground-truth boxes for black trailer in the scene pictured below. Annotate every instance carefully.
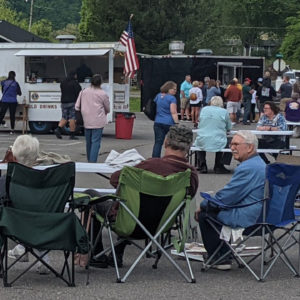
[140,55,264,109]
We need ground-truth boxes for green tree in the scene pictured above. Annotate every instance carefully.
[8,0,82,30]
[52,24,80,40]
[79,0,210,54]
[220,0,299,55]
[31,19,53,41]
[280,11,300,62]
[0,0,21,25]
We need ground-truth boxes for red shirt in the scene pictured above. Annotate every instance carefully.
[224,85,242,102]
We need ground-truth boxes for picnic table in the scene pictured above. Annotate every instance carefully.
[190,130,295,166]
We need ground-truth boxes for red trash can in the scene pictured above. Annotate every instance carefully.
[115,113,136,139]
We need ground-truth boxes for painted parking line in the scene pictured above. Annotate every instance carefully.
[39,141,83,146]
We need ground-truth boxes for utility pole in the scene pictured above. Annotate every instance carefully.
[25,0,34,32]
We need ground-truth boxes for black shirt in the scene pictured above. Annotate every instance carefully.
[60,79,82,103]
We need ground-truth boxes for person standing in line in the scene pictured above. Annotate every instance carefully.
[202,76,210,106]
[278,75,293,99]
[242,78,254,125]
[250,84,257,123]
[75,74,110,163]
[152,81,179,158]
[0,71,22,134]
[55,71,82,140]
[224,80,242,122]
[189,81,203,128]
[205,79,221,104]
[180,75,192,121]
[256,77,276,115]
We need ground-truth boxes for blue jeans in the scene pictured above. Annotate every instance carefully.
[152,123,171,158]
[85,128,103,163]
[243,99,251,123]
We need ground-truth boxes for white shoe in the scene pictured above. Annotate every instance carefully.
[8,244,29,262]
[35,250,50,275]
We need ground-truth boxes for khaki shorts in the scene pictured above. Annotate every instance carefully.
[180,97,190,109]
[226,101,239,113]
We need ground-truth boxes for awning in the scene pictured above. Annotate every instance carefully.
[15,49,110,56]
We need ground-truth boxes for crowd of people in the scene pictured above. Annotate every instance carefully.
[1,68,300,276]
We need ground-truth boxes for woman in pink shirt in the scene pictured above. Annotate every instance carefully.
[75,74,110,162]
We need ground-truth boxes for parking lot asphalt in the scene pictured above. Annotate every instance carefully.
[1,113,300,299]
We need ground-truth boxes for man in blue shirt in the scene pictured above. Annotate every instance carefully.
[180,75,192,121]
[195,130,266,270]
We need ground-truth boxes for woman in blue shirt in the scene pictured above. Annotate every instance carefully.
[0,71,22,134]
[205,79,221,104]
[152,81,179,157]
[194,96,232,173]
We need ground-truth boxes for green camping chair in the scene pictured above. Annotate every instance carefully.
[90,166,195,283]
[0,162,89,287]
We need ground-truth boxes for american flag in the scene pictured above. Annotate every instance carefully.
[119,19,139,78]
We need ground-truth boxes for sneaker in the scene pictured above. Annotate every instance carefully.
[69,135,79,140]
[210,260,232,271]
[54,127,62,139]
[89,255,108,268]
[8,245,29,262]
[9,130,14,135]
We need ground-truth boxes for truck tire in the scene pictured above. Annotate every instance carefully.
[29,121,53,134]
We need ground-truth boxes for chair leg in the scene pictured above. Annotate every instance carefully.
[3,237,10,287]
[107,226,121,282]
[183,248,196,283]
[298,228,300,276]
[71,252,75,287]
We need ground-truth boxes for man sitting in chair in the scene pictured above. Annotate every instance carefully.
[195,130,265,270]
[90,124,199,268]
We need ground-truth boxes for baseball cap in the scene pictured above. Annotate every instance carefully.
[244,78,251,83]
[257,77,263,83]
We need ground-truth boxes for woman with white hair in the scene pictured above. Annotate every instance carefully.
[194,96,232,173]
[0,135,50,273]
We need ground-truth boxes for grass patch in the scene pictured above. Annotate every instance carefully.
[130,97,141,112]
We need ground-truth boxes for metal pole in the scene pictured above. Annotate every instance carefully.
[28,0,34,32]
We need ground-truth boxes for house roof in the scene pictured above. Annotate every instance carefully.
[0,20,49,43]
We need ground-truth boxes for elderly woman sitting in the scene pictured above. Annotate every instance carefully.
[194,96,232,174]
[257,101,287,164]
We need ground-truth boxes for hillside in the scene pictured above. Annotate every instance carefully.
[9,0,82,29]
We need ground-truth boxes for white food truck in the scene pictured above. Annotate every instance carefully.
[0,42,130,133]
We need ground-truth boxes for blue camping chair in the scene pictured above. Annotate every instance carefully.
[201,163,300,281]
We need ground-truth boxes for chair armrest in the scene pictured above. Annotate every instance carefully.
[200,192,268,209]
[88,194,119,205]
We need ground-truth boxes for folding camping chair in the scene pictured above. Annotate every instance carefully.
[0,162,89,287]
[201,162,300,281]
[89,166,195,283]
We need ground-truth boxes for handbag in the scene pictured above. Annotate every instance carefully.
[75,90,84,126]
[0,147,16,163]
[143,97,157,121]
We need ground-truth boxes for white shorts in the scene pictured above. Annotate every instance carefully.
[227,101,239,113]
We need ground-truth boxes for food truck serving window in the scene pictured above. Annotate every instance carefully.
[15,49,110,83]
